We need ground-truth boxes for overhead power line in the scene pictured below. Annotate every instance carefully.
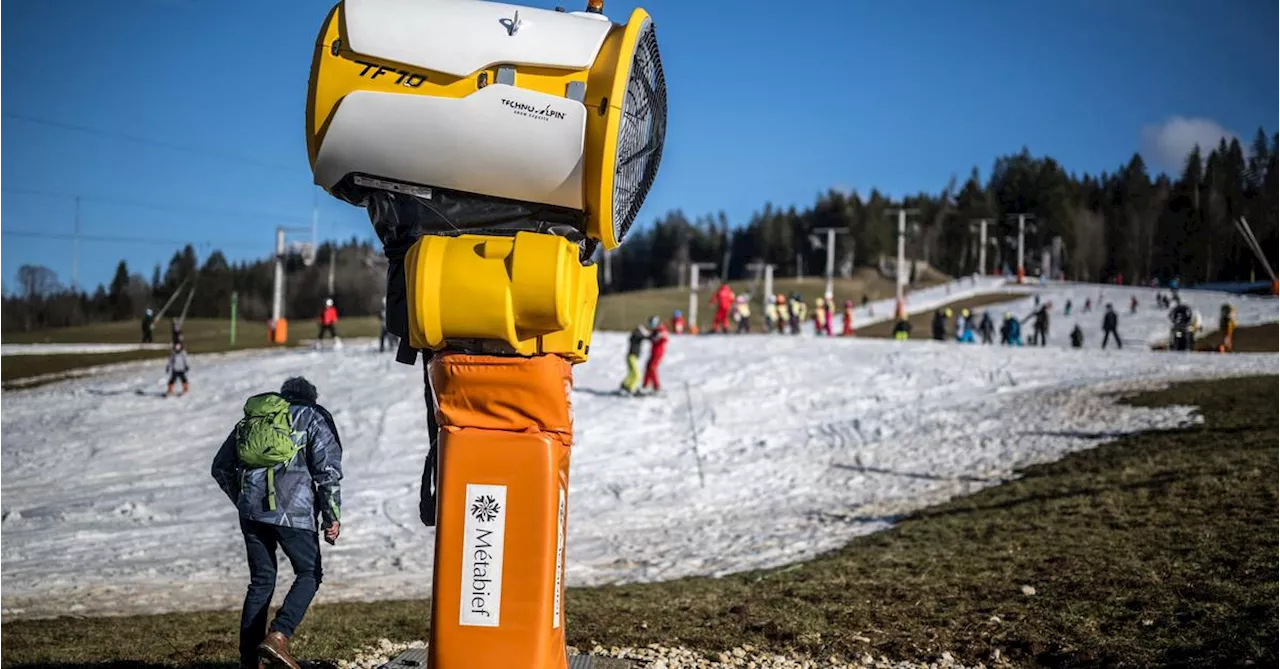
[2,112,303,173]
[1,229,264,252]
[2,185,315,226]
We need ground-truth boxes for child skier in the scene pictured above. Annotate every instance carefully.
[764,298,779,333]
[892,318,912,340]
[1064,299,1073,316]
[777,294,791,334]
[1070,325,1084,348]
[1001,312,1023,346]
[955,308,976,343]
[1218,303,1237,352]
[643,316,669,393]
[734,295,752,333]
[671,309,686,335]
[166,341,190,396]
[620,320,651,394]
[813,298,828,336]
[841,299,855,336]
[788,292,806,335]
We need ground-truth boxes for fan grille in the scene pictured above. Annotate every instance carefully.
[612,18,666,246]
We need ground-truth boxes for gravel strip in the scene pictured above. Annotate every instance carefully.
[338,639,1008,669]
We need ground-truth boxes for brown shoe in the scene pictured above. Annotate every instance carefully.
[258,631,301,669]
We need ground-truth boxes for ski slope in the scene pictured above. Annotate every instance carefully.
[0,343,171,356]
[1,284,1276,619]
[948,281,1279,349]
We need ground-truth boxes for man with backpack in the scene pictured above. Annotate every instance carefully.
[211,376,343,669]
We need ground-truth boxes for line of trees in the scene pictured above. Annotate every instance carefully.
[2,238,385,333]
[609,129,1278,293]
[4,129,1275,333]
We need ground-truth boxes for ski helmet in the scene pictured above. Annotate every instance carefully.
[325,298,334,306]
[648,315,661,329]
[145,308,154,316]
[673,309,683,318]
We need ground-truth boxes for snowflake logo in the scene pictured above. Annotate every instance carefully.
[470,495,501,522]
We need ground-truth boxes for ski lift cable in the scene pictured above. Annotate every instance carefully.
[176,280,199,327]
[1237,217,1269,267]
[1241,227,1276,282]
[151,277,193,324]
[1234,217,1277,281]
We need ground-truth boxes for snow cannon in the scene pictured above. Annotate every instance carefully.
[304,1,667,668]
[307,0,667,361]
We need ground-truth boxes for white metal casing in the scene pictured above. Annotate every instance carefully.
[344,0,612,76]
[315,0,615,209]
[315,85,587,208]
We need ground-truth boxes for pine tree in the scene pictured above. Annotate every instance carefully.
[108,260,133,320]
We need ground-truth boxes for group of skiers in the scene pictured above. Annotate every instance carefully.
[688,283,863,337]
[619,315,670,395]
[918,296,1124,350]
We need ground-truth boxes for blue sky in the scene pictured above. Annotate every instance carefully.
[2,0,1276,293]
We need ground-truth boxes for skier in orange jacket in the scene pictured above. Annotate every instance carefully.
[710,284,734,333]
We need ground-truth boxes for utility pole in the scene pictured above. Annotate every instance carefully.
[688,262,717,333]
[813,227,849,301]
[272,227,286,327]
[230,291,239,346]
[1006,213,1034,284]
[884,208,919,319]
[970,218,989,276]
[72,196,81,292]
[746,262,775,311]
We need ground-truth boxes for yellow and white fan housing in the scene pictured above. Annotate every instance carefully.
[306,0,667,251]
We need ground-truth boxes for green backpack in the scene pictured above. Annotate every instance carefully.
[235,393,303,511]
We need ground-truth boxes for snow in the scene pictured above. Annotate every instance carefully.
[1,343,170,356]
[949,280,1279,349]
[1,283,1276,619]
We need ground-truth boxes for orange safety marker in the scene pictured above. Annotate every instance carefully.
[427,353,574,669]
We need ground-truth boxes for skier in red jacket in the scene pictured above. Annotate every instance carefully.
[841,299,856,336]
[643,316,669,392]
[318,298,340,342]
[710,284,734,333]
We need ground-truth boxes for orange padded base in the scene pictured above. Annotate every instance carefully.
[428,353,574,669]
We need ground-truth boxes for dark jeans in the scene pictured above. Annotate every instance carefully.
[239,518,323,667]
[1102,329,1122,349]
